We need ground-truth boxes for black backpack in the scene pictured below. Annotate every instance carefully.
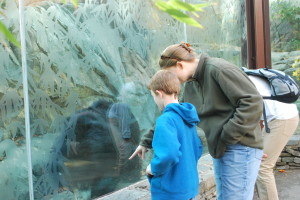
[242,67,300,103]
[242,67,300,133]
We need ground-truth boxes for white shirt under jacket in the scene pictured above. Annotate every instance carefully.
[248,75,298,123]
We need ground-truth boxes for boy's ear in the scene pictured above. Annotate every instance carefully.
[155,90,163,97]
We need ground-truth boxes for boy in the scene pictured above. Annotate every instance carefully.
[146,70,202,200]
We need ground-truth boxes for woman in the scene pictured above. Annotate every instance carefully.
[130,43,264,200]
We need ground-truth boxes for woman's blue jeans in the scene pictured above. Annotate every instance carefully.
[213,143,263,200]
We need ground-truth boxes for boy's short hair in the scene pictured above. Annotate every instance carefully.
[148,70,181,96]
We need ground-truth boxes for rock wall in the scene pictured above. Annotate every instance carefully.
[276,135,300,170]
[272,51,300,77]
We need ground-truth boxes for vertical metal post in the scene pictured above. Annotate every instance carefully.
[183,0,188,42]
[18,0,34,199]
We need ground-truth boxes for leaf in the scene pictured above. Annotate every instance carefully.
[6,121,25,138]
[193,2,211,9]
[0,20,21,48]
[169,0,206,12]
[155,0,203,28]
[169,9,203,28]
[191,11,199,18]
[71,0,78,9]
[169,0,199,11]
[0,89,23,121]
[31,119,49,135]
[278,169,286,173]
[60,0,78,9]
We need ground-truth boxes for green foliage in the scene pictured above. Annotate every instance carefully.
[0,21,20,48]
[295,99,300,112]
[0,0,78,49]
[154,0,210,28]
[292,56,300,80]
[0,0,21,49]
[270,0,300,51]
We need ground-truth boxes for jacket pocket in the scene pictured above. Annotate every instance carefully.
[150,176,162,189]
[215,139,226,158]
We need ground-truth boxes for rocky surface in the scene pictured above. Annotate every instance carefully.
[276,135,300,170]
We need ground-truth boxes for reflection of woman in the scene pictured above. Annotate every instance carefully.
[107,102,140,173]
[130,43,264,200]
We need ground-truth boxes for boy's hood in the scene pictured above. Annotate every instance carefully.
[164,103,200,126]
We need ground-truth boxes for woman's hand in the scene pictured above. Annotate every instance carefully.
[262,153,268,161]
[128,145,148,160]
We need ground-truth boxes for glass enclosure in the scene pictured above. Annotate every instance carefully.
[0,0,247,199]
[188,0,248,67]
[269,0,300,124]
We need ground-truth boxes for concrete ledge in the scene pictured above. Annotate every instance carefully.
[97,136,300,200]
[95,179,151,200]
[95,154,215,200]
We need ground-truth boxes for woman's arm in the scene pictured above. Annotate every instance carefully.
[216,67,263,144]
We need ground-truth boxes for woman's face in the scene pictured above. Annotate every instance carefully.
[164,61,192,83]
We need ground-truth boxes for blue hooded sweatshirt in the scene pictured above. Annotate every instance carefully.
[149,103,202,200]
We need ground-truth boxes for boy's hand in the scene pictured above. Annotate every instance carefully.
[129,145,148,160]
[146,164,153,176]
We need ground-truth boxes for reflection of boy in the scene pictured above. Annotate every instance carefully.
[146,70,202,200]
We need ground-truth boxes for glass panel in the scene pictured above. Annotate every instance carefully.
[269,0,300,134]
[187,0,247,67]
[1,0,249,199]
[0,0,29,200]
[24,0,183,199]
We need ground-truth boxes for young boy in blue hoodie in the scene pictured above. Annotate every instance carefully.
[146,70,202,200]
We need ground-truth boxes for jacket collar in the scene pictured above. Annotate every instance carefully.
[190,53,209,83]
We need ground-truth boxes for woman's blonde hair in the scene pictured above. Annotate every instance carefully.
[148,70,181,97]
[159,42,197,69]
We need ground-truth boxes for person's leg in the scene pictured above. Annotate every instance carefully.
[213,143,263,200]
[256,115,299,200]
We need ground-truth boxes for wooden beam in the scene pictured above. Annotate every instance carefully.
[254,0,266,69]
[246,0,271,69]
[246,0,256,69]
[262,0,272,68]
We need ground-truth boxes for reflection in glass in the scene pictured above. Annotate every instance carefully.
[188,0,247,66]
[269,0,300,132]
[36,99,141,198]
[0,0,27,199]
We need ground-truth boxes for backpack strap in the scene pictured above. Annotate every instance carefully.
[262,102,270,133]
